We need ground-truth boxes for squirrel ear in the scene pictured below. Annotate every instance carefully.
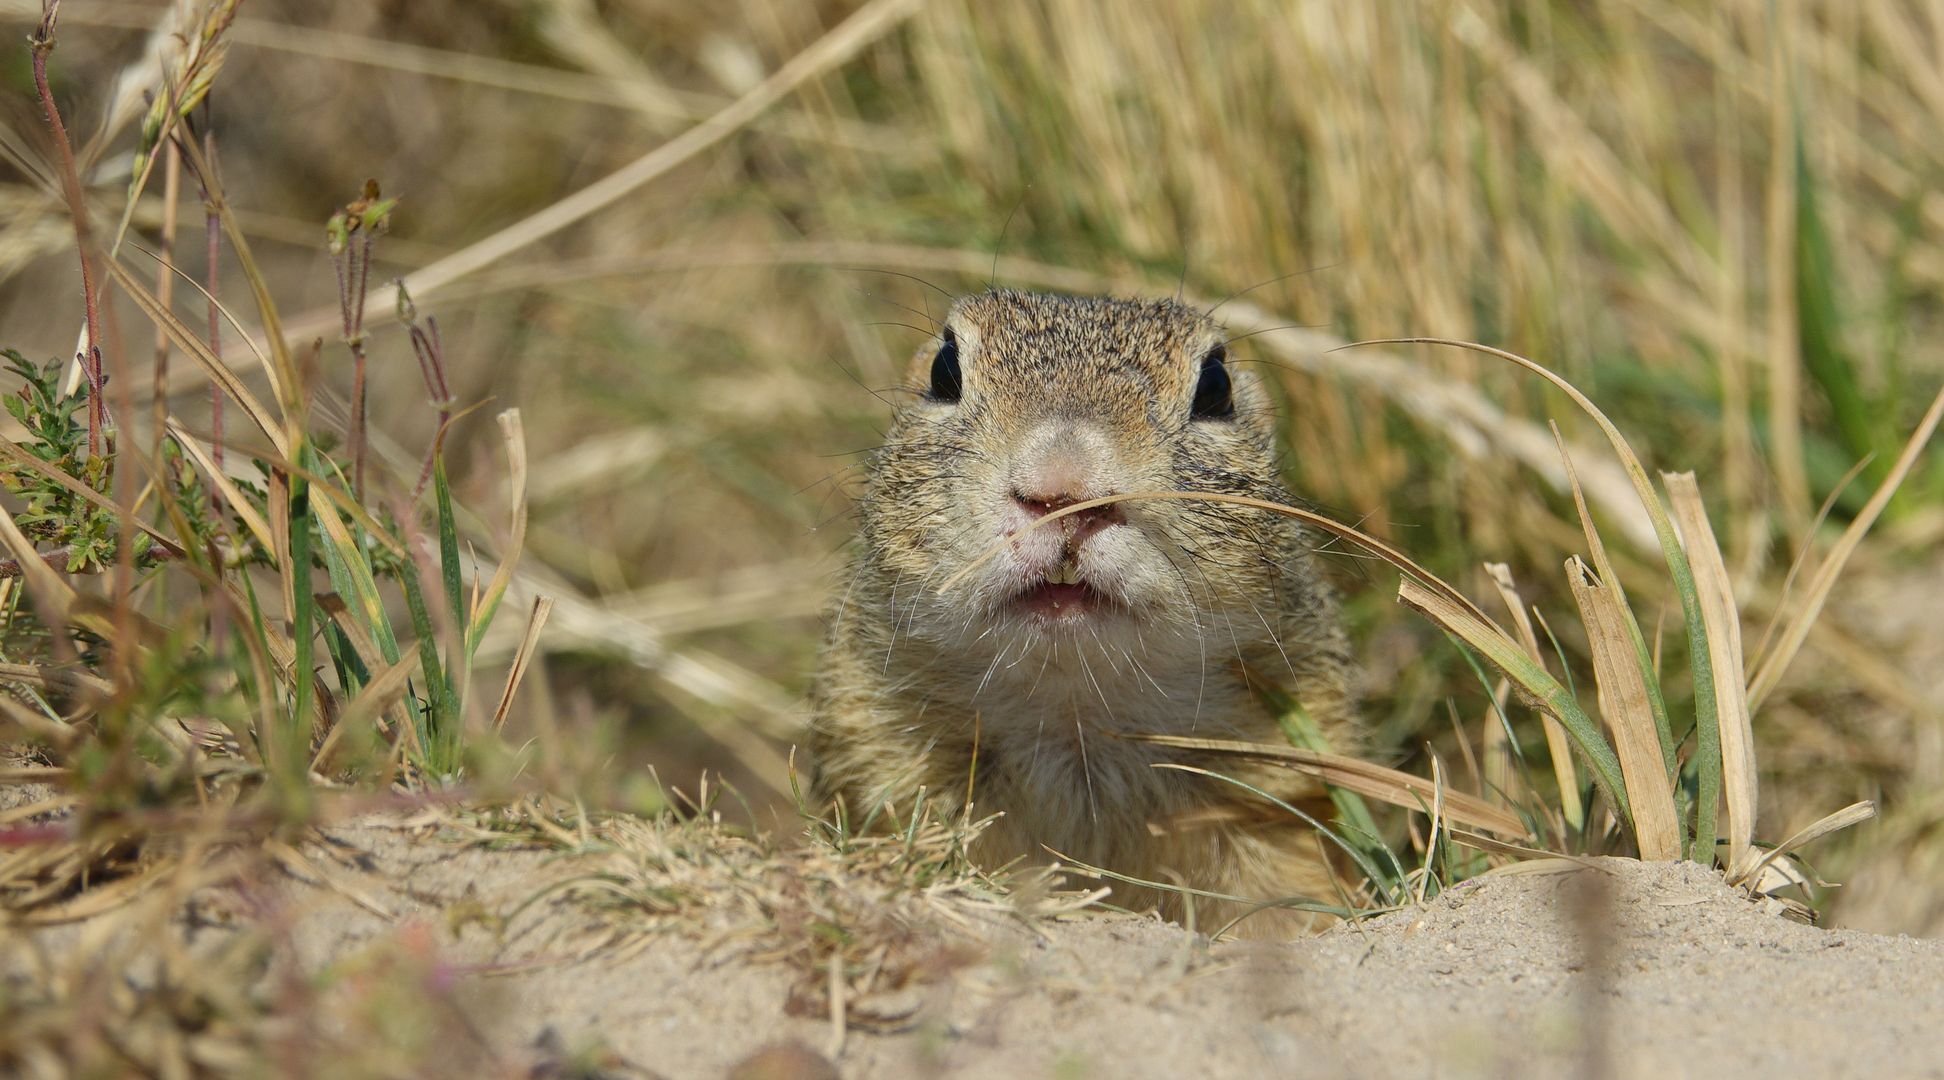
[1190,344,1234,420]
[928,329,962,402]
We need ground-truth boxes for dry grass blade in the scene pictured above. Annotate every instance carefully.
[1664,471,1755,872]
[1744,454,1874,675]
[1221,301,1654,550]
[1477,688,1514,812]
[1746,382,1944,711]
[265,840,395,920]
[8,855,174,926]
[1448,828,1598,865]
[1041,842,1293,909]
[130,237,279,381]
[103,258,286,454]
[465,410,529,655]
[313,652,419,771]
[163,419,272,552]
[0,794,72,828]
[1551,422,1675,778]
[492,596,553,732]
[1485,562,1582,830]
[0,692,76,747]
[1416,757,1447,905]
[1734,801,1878,888]
[0,661,112,696]
[937,490,1495,628]
[222,17,894,150]
[1566,557,1681,861]
[1123,733,1528,837]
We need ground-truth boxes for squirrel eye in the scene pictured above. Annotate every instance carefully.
[929,329,962,402]
[1190,345,1233,420]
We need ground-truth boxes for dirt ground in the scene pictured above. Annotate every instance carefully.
[13,813,1941,1080]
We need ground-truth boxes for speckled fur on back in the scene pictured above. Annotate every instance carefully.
[809,290,1358,936]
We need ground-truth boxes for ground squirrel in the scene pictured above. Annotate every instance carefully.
[809,290,1359,935]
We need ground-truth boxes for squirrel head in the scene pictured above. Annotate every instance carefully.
[858,289,1306,660]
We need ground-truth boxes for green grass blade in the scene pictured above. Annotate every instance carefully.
[323,620,368,698]
[285,468,316,793]
[434,455,465,637]
[1398,577,1631,823]
[307,478,401,666]
[432,455,469,718]
[1261,683,1387,852]
[1151,762,1393,906]
[398,551,457,772]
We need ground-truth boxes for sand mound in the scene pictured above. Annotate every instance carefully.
[9,816,1943,1079]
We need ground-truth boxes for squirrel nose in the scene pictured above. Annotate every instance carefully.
[1008,420,1126,543]
[1012,487,1124,544]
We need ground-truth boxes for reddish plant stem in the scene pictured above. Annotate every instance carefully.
[30,6,109,457]
[402,299,453,504]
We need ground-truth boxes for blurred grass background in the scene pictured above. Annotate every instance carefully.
[1,0,1940,933]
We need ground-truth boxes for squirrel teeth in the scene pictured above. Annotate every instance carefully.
[1046,561,1082,586]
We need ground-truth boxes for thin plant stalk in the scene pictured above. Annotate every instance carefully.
[333,229,372,501]
[30,5,108,457]
[330,184,395,501]
[398,284,455,504]
[202,129,225,472]
[150,139,180,458]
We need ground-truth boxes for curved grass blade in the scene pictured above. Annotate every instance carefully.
[1127,732,1530,838]
[1349,338,1718,862]
[1398,577,1630,823]
[1551,423,1675,781]
[1664,472,1755,871]
[1150,760,1397,904]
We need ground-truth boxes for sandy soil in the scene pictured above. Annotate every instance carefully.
[18,814,1937,1080]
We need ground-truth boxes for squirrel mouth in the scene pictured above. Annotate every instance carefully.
[1009,561,1117,620]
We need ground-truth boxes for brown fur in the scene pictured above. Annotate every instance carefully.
[809,290,1358,936]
